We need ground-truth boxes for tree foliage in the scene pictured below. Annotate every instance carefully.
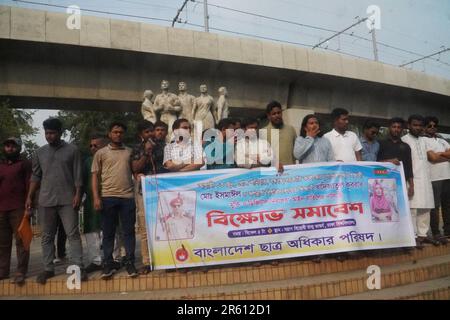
[0,100,39,159]
[57,110,142,157]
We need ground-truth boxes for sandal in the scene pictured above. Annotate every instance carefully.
[139,265,152,274]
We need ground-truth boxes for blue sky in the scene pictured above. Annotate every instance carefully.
[2,0,450,145]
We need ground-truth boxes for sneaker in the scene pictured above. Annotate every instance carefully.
[85,263,103,274]
[12,274,26,287]
[125,262,138,278]
[36,270,55,285]
[111,261,122,272]
[100,265,115,280]
[53,256,68,265]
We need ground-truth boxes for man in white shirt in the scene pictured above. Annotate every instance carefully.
[424,116,450,243]
[324,108,363,162]
[235,118,283,174]
[236,118,273,169]
[402,115,440,248]
[163,119,204,172]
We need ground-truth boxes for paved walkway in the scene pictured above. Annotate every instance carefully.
[7,233,145,281]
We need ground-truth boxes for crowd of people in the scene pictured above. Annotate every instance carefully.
[0,100,449,287]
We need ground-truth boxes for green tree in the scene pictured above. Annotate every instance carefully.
[58,110,142,157]
[0,100,39,159]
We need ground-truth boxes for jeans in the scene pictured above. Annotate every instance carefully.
[101,197,136,266]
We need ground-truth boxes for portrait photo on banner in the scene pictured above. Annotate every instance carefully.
[155,190,196,241]
[368,178,400,223]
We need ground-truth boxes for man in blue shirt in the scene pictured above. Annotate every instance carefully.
[360,120,380,161]
[204,118,236,170]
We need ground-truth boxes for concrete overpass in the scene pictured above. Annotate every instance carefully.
[1,5,449,131]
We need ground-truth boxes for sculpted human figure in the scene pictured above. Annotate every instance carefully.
[216,86,230,122]
[193,84,217,131]
[141,90,156,123]
[178,82,196,124]
[154,80,182,136]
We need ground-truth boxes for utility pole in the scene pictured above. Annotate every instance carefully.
[172,0,189,27]
[203,0,209,32]
[371,28,379,61]
[313,17,368,50]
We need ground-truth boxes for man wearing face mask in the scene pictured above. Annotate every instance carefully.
[0,137,31,286]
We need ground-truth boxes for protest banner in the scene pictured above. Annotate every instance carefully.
[142,162,415,270]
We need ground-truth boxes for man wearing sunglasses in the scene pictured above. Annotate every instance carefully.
[424,116,450,244]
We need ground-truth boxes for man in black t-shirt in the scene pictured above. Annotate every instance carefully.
[377,117,414,200]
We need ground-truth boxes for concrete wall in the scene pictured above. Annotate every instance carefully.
[1,5,449,97]
[0,5,449,128]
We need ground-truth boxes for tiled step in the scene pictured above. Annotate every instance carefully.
[1,245,449,297]
[4,250,450,300]
[333,276,450,300]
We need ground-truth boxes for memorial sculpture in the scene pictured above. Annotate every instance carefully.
[178,82,196,124]
[193,84,217,131]
[141,90,157,123]
[216,86,230,121]
[154,80,182,137]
